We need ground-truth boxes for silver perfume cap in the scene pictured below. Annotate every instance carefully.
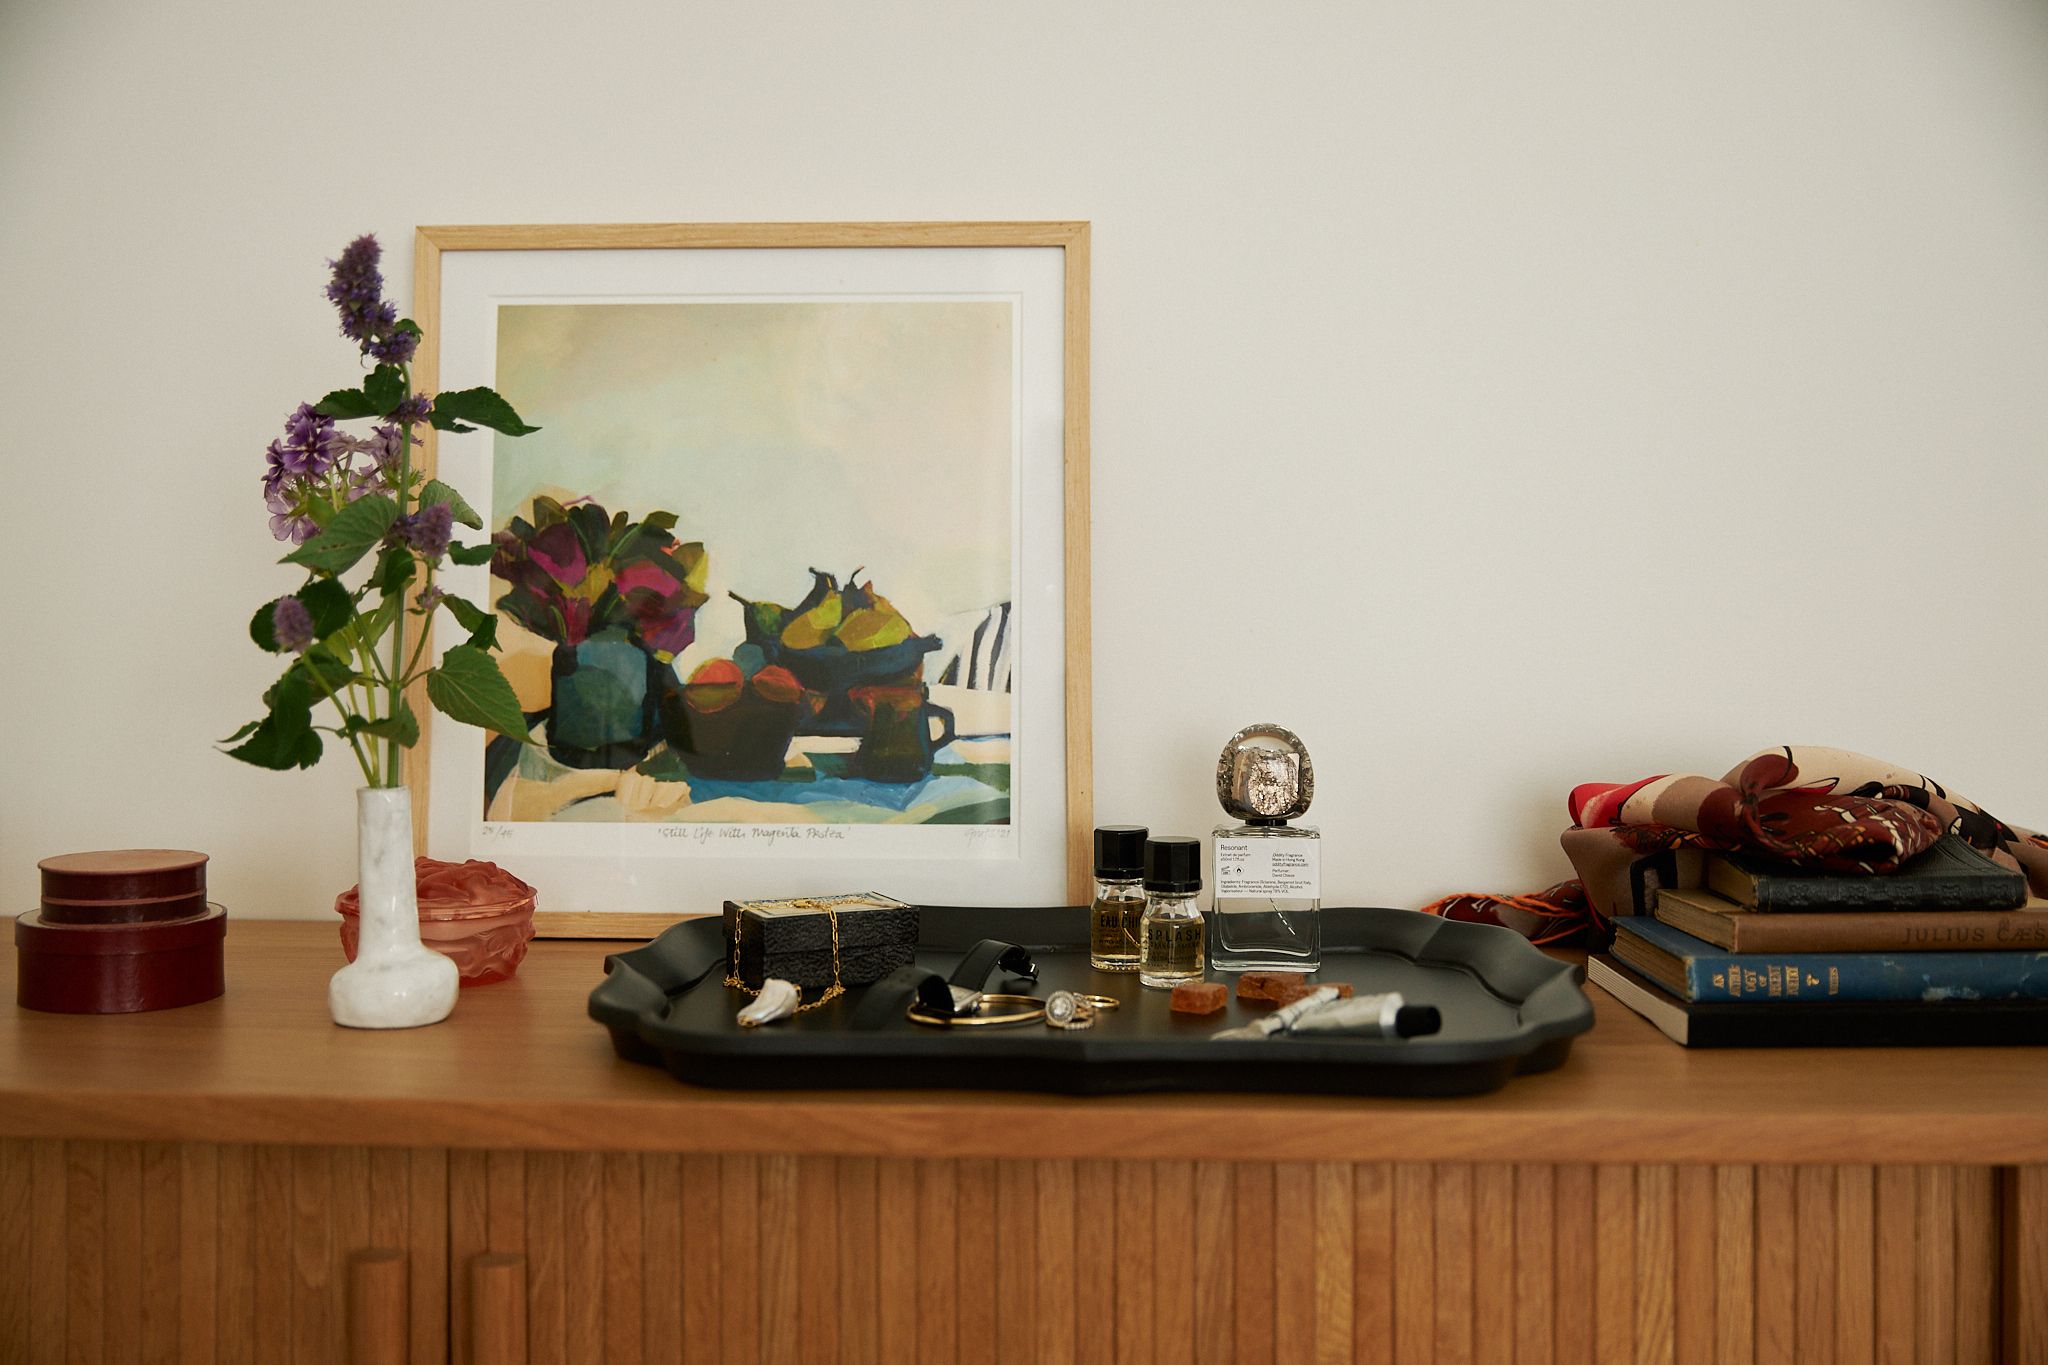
[1216,723,1314,821]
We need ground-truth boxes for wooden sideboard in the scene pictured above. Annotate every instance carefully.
[3,921,2046,1364]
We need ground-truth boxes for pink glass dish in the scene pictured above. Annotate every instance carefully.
[335,858,537,986]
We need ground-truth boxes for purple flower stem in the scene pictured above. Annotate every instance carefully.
[382,369,416,786]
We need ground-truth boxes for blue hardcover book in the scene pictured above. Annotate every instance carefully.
[1611,916,2048,1003]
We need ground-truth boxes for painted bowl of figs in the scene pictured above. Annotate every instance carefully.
[730,570,939,735]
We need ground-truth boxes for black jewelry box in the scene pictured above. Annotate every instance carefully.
[723,893,919,991]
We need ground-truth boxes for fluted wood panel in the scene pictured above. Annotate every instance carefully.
[0,1140,444,1365]
[436,1154,2009,1365]
[0,1143,2029,1364]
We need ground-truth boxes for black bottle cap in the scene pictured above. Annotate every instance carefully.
[1395,1005,1442,1039]
[1143,836,1203,895]
[1093,825,1148,879]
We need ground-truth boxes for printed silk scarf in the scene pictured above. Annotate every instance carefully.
[1424,745,2048,947]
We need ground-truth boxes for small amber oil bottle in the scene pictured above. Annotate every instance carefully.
[1088,825,1148,972]
[1139,836,1206,989]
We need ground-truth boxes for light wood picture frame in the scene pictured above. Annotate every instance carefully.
[407,223,1091,937]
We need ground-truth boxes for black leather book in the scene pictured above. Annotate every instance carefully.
[1703,833,2028,912]
[1588,954,2048,1047]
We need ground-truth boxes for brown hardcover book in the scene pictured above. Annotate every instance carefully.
[1654,885,2048,953]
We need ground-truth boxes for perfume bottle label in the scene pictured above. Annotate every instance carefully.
[1146,920,1204,952]
[1215,838,1320,899]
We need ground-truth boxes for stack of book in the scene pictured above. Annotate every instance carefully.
[1589,834,2048,1046]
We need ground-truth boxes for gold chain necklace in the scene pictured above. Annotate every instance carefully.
[724,897,844,1013]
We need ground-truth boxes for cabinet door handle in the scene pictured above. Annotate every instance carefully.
[345,1249,407,1365]
[467,1252,528,1365]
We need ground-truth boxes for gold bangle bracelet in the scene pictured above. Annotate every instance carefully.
[906,993,1046,1028]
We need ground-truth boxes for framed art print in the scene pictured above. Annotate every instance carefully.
[408,223,1091,935]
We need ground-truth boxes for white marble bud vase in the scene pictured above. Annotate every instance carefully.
[329,787,458,1029]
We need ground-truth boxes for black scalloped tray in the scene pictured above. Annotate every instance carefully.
[589,906,1593,1097]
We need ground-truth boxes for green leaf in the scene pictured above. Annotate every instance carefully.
[394,318,422,338]
[249,600,283,652]
[429,387,540,436]
[355,700,420,748]
[270,647,360,710]
[426,645,531,741]
[253,578,359,650]
[441,593,487,633]
[282,495,398,575]
[427,413,477,434]
[301,578,355,637]
[417,479,483,530]
[439,593,498,650]
[313,387,378,420]
[261,661,314,720]
[224,717,323,770]
[371,545,416,595]
[236,666,323,770]
[365,365,407,415]
[447,540,496,566]
[220,719,263,744]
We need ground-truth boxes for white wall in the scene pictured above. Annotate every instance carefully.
[3,0,2045,920]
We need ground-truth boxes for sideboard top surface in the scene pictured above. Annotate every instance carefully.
[4,920,2044,1162]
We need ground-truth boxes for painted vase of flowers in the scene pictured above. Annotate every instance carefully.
[490,497,707,768]
[222,235,539,1030]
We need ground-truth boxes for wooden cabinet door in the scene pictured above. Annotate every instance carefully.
[0,1139,449,1365]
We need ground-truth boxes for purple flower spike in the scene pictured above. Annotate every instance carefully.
[402,502,453,561]
[389,394,433,426]
[325,235,386,344]
[368,328,419,366]
[272,596,315,652]
[373,422,414,471]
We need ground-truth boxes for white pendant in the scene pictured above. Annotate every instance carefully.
[737,978,800,1027]
[329,787,459,1029]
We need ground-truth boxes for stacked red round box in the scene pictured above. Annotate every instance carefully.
[16,850,227,1013]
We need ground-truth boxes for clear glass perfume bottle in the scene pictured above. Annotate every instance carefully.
[1138,836,1205,988]
[1209,724,1321,973]
[1088,825,1148,972]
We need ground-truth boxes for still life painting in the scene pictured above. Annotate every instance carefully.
[417,224,1085,923]
[481,299,1016,830]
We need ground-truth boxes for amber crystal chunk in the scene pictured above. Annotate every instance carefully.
[1170,981,1228,1015]
[1234,971,1297,1001]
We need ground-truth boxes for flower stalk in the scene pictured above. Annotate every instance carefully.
[387,365,413,786]
[223,235,539,784]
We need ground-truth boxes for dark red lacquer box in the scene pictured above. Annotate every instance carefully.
[16,850,227,1013]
